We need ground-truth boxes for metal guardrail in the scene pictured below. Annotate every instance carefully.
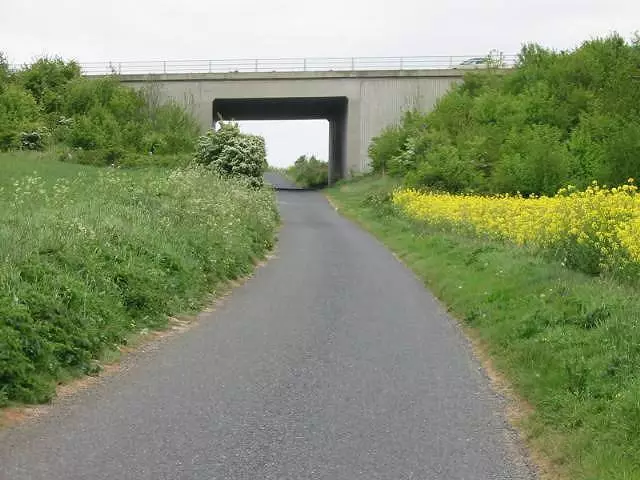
[10,55,517,76]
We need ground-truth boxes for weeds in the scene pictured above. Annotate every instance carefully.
[0,153,278,405]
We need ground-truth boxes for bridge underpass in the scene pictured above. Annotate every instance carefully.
[119,69,467,179]
[213,97,347,183]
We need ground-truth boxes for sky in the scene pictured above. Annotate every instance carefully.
[2,0,638,166]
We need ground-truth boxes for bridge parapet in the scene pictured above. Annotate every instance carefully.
[14,55,516,76]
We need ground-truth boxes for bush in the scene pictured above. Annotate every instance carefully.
[492,124,575,195]
[20,128,49,151]
[0,84,42,150]
[16,57,81,114]
[286,155,329,188]
[368,124,403,174]
[0,54,201,162]
[369,35,640,195]
[194,121,267,187]
[0,52,10,90]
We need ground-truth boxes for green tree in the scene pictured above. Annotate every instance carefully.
[368,35,640,194]
[17,57,81,114]
[0,84,42,150]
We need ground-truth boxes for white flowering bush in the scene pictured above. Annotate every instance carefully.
[194,121,267,188]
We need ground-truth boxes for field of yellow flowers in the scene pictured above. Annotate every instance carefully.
[393,180,640,277]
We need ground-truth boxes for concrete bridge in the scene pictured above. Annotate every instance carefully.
[119,68,466,181]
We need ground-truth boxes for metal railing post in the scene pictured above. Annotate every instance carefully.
[255,59,259,72]
[163,61,167,74]
[351,57,355,71]
[400,57,404,70]
[208,60,212,73]
[303,58,307,71]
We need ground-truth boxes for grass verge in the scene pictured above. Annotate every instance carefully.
[328,175,640,480]
[0,152,278,406]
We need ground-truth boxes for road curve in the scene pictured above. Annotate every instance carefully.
[0,184,535,479]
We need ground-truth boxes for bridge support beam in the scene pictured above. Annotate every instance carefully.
[328,116,346,184]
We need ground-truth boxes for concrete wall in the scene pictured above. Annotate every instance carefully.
[120,70,464,176]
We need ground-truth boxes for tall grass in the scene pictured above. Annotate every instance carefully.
[0,153,278,406]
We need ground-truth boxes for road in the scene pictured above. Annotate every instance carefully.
[0,181,535,479]
[264,170,302,189]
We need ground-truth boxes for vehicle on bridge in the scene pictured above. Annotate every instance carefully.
[455,57,491,69]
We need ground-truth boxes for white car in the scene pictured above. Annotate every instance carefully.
[455,57,490,69]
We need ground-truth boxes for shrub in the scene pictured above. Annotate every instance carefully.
[20,128,49,151]
[369,110,430,176]
[0,52,9,89]
[368,124,403,174]
[0,55,201,162]
[194,121,267,187]
[0,84,42,150]
[286,155,329,188]
[16,57,81,114]
[492,124,575,195]
[404,143,483,193]
[149,103,201,154]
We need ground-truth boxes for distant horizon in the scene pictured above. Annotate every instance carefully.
[237,120,329,169]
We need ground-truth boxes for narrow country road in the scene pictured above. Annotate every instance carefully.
[0,181,535,479]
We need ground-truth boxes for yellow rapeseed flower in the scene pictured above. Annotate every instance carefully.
[393,181,640,271]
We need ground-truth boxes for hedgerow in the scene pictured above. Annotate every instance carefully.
[286,155,328,188]
[0,55,201,165]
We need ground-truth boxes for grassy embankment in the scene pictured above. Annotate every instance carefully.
[0,152,278,407]
[328,175,640,480]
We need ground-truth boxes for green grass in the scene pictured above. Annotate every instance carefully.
[0,152,278,406]
[328,175,640,480]
[0,151,98,188]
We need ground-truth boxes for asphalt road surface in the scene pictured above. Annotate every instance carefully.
[264,171,301,189]
[0,180,536,479]
[264,172,304,190]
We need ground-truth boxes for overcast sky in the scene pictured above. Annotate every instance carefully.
[2,0,638,166]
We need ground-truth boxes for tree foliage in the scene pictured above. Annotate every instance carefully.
[194,121,267,187]
[370,35,640,195]
[287,154,328,188]
[0,54,201,161]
